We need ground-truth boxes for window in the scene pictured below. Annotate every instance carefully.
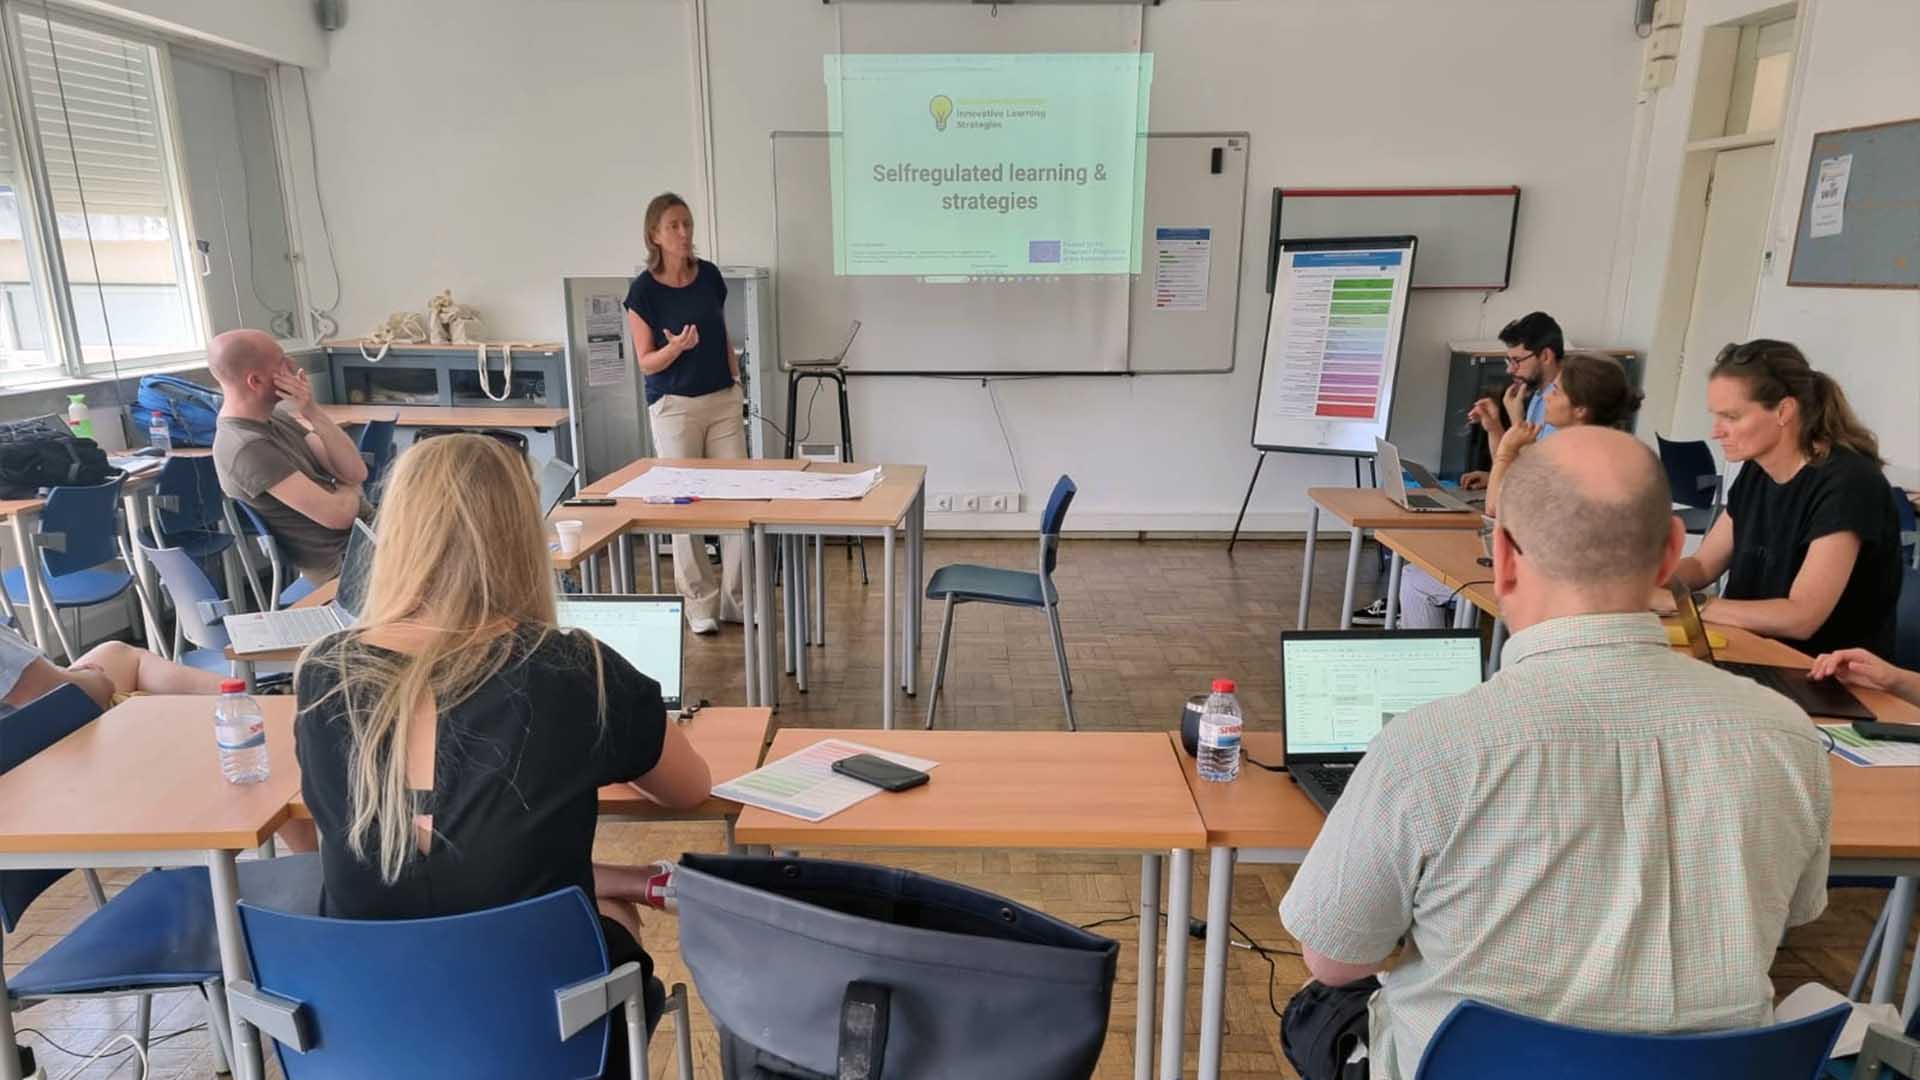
[1725,16,1795,137]
[0,6,302,386]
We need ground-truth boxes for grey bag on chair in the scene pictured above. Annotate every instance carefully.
[675,854,1120,1080]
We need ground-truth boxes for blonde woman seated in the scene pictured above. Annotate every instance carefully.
[294,435,710,1076]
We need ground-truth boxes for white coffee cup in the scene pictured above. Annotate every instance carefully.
[554,519,585,556]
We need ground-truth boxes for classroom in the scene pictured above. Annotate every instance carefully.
[0,1,1916,1078]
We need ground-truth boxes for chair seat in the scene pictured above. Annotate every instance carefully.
[180,646,231,674]
[278,576,318,608]
[3,566,133,607]
[1676,506,1718,534]
[161,529,235,561]
[926,564,1055,607]
[7,854,321,998]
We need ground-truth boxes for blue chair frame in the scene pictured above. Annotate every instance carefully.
[229,888,691,1080]
[138,538,238,675]
[225,501,317,612]
[1414,998,1849,1079]
[145,455,235,564]
[925,475,1077,731]
[1,478,135,661]
[1657,435,1724,535]
[355,418,398,486]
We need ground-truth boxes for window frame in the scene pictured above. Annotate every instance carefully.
[0,0,308,389]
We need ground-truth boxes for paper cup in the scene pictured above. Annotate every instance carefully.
[554,519,585,556]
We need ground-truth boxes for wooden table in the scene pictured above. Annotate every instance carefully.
[1298,488,1483,631]
[1175,641,1920,1080]
[735,728,1205,1080]
[1374,527,1500,651]
[752,464,928,727]
[319,404,570,431]
[0,696,302,1080]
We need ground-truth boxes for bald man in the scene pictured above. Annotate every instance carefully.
[1278,428,1831,1080]
[210,330,370,582]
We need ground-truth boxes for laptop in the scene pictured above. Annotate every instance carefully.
[1400,456,1488,507]
[788,321,861,369]
[1281,629,1485,813]
[1667,581,1875,720]
[225,519,377,654]
[1374,438,1476,513]
[556,594,687,713]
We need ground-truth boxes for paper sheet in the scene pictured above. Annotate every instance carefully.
[1822,723,1920,767]
[710,739,939,822]
[1774,982,1901,1058]
[1809,154,1851,239]
[585,295,628,387]
[1152,227,1211,311]
[608,465,883,502]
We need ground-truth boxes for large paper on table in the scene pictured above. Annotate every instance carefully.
[710,738,938,822]
[608,466,882,501]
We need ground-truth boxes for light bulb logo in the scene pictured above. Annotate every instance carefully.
[929,94,953,132]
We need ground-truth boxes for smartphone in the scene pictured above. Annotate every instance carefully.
[831,753,930,792]
[563,498,618,508]
[1851,721,1920,744]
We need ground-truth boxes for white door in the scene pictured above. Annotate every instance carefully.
[1670,144,1775,440]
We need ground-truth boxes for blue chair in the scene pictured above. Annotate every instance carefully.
[1413,998,1849,1079]
[1,684,322,1070]
[225,501,317,611]
[229,888,691,1080]
[138,539,239,675]
[925,475,1077,731]
[1657,435,1723,535]
[1829,1001,1919,1078]
[355,418,398,486]
[1893,488,1918,571]
[2,477,135,661]
[145,455,235,563]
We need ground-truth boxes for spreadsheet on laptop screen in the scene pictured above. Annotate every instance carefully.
[556,599,684,705]
[1282,636,1483,754]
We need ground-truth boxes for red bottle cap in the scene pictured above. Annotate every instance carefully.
[1211,678,1236,693]
[220,679,247,694]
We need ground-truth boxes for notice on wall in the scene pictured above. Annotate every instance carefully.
[586,295,627,387]
[1808,153,1852,239]
[1152,226,1211,311]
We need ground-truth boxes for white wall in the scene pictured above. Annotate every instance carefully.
[704,0,1646,529]
[68,0,325,67]
[283,0,699,344]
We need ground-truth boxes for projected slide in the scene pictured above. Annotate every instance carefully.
[824,53,1152,279]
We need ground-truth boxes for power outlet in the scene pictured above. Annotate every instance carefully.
[960,494,981,512]
[1000,492,1022,513]
[932,493,955,512]
[984,494,1009,513]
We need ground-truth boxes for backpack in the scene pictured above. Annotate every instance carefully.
[0,435,113,499]
[131,374,222,447]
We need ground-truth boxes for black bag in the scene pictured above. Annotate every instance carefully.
[675,854,1120,1080]
[0,435,113,499]
[1281,976,1381,1080]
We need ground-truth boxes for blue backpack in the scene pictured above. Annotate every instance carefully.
[131,374,222,447]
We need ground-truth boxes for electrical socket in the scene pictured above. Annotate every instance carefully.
[985,494,1009,513]
[960,494,981,512]
[1001,492,1022,513]
[932,493,954,512]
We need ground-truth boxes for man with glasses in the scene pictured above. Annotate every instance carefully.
[1466,311,1567,473]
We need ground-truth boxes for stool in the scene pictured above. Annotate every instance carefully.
[783,366,866,584]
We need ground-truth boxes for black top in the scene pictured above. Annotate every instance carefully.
[623,258,732,405]
[1723,447,1901,657]
[294,627,668,922]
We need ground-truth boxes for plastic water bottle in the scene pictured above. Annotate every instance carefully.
[65,393,94,440]
[214,679,270,784]
[1196,678,1243,783]
[147,413,172,453]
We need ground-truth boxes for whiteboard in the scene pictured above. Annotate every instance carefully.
[1268,187,1518,290]
[770,131,1248,375]
[1252,236,1417,456]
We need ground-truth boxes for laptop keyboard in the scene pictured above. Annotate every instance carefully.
[230,607,343,652]
[1297,764,1357,806]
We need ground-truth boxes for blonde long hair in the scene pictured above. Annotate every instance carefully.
[301,434,599,884]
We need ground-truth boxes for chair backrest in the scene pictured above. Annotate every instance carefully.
[1037,475,1076,577]
[238,888,614,1079]
[152,454,227,538]
[537,457,580,515]
[1413,999,1849,1080]
[39,477,126,578]
[0,684,101,932]
[355,419,398,482]
[139,539,232,651]
[1896,566,1920,672]
[1655,435,1718,510]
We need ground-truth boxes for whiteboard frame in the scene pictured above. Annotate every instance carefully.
[1251,235,1418,458]
[1266,186,1520,292]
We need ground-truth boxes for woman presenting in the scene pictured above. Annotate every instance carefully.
[625,192,744,633]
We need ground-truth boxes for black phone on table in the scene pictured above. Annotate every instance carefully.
[563,498,618,507]
[831,753,930,792]
[1852,721,1920,744]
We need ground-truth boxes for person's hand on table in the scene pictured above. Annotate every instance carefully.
[1808,648,1900,691]
[1493,422,1540,467]
[1459,470,1490,490]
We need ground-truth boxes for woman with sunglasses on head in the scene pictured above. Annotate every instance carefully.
[1661,340,1901,657]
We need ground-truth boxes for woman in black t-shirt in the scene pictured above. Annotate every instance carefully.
[1665,339,1901,657]
[294,434,712,1073]
[623,191,745,634]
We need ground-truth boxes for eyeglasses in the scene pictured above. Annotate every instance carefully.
[1504,351,1538,368]
[1500,525,1525,556]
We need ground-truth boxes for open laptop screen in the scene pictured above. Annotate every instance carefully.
[336,519,377,620]
[1281,631,1483,758]
[556,595,685,709]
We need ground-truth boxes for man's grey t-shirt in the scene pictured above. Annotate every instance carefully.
[214,409,364,580]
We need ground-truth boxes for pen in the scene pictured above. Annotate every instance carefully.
[642,495,700,504]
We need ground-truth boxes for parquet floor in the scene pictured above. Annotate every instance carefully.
[5,538,1905,1078]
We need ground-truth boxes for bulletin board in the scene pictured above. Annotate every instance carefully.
[1787,117,1920,289]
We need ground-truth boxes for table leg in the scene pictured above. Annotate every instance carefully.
[648,534,661,593]
[1902,893,1920,1024]
[1452,596,1479,630]
[882,529,896,729]
[741,529,759,708]
[1296,505,1320,630]
[1336,526,1364,631]
[615,534,634,594]
[756,527,778,712]
[0,931,20,1080]
[1195,846,1236,1080]
[584,556,601,593]
[1872,876,1915,1008]
[793,538,810,694]
[1159,848,1193,1080]
[1383,552,1403,630]
[908,491,923,695]
[9,509,52,656]
[783,536,798,677]
[1135,853,1161,1080]
[813,533,826,646]
[120,488,166,646]
[207,849,264,1080]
